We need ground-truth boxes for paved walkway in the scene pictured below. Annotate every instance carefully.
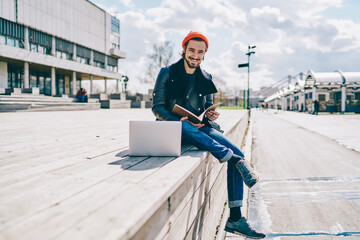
[245,110,360,240]
[265,109,360,153]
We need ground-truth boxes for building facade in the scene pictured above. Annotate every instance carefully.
[0,0,126,96]
[265,70,360,113]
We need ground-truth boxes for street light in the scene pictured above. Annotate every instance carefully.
[238,45,256,110]
[246,45,256,110]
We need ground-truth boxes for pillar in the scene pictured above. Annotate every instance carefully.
[24,62,29,89]
[90,50,94,66]
[312,87,316,101]
[116,79,120,93]
[72,71,77,95]
[104,77,107,93]
[51,36,56,56]
[90,75,93,94]
[73,44,77,61]
[24,27,29,50]
[51,67,56,96]
[289,95,293,110]
[341,85,346,114]
[312,87,316,113]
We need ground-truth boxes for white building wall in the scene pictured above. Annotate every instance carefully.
[16,0,107,53]
[0,0,16,21]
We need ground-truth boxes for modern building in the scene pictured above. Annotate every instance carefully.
[265,70,360,113]
[0,0,126,96]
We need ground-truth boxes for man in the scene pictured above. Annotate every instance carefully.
[313,99,319,115]
[152,31,265,239]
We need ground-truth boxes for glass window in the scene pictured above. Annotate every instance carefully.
[7,37,15,47]
[30,43,38,52]
[66,53,73,60]
[94,61,105,69]
[0,35,6,44]
[30,75,37,87]
[111,16,120,33]
[318,94,326,101]
[44,47,51,55]
[45,77,52,95]
[39,76,45,93]
[38,45,44,53]
[56,76,65,95]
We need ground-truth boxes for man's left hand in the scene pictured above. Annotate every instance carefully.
[206,110,220,121]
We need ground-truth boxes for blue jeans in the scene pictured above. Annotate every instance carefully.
[77,95,85,102]
[181,121,244,208]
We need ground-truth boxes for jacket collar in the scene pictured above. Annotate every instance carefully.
[170,58,217,95]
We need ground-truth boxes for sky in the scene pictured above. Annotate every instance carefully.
[90,0,360,95]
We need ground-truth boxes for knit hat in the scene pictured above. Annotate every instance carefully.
[182,31,209,52]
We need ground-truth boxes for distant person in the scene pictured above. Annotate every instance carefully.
[76,88,88,103]
[313,99,319,115]
[152,31,265,239]
[82,88,88,102]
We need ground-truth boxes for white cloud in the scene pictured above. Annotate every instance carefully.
[118,0,135,8]
[97,0,359,93]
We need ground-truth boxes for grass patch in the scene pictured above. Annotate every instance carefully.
[218,106,245,110]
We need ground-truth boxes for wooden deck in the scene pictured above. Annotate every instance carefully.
[0,109,248,240]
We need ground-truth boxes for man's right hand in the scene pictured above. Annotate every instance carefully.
[180,116,204,129]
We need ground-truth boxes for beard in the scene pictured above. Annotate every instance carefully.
[184,56,201,69]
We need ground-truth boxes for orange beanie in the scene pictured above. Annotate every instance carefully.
[182,31,209,52]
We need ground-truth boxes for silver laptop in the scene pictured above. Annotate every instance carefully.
[129,121,182,157]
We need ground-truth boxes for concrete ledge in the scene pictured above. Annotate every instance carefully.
[22,88,40,95]
[118,111,249,240]
[0,102,31,112]
[100,99,131,109]
[90,93,108,101]
[11,88,22,95]
[0,109,248,239]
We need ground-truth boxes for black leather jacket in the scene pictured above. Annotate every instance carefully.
[152,58,218,121]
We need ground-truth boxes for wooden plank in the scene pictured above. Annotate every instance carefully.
[0,109,248,240]
[0,146,193,238]
[49,152,209,240]
[160,158,226,240]
[183,162,228,240]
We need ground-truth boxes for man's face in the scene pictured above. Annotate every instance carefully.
[183,40,207,69]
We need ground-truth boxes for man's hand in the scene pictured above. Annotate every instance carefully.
[180,116,204,129]
[205,110,220,121]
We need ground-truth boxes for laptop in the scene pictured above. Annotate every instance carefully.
[129,121,182,157]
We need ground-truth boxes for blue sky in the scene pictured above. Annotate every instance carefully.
[91,0,360,94]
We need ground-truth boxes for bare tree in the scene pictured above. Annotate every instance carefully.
[145,41,174,84]
[212,76,227,103]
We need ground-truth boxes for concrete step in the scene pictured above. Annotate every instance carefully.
[100,99,131,109]
[0,96,99,103]
[0,102,100,112]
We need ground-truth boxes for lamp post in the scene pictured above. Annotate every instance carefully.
[238,45,256,110]
[246,45,256,110]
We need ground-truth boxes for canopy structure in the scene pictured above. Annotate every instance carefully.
[337,71,360,85]
[305,70,344,88]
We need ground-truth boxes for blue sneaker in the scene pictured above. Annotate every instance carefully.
[225,217,265,239]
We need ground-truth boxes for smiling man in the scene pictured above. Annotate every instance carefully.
[152,31,265,239]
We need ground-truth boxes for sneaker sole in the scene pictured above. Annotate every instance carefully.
[224,226,265,239]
